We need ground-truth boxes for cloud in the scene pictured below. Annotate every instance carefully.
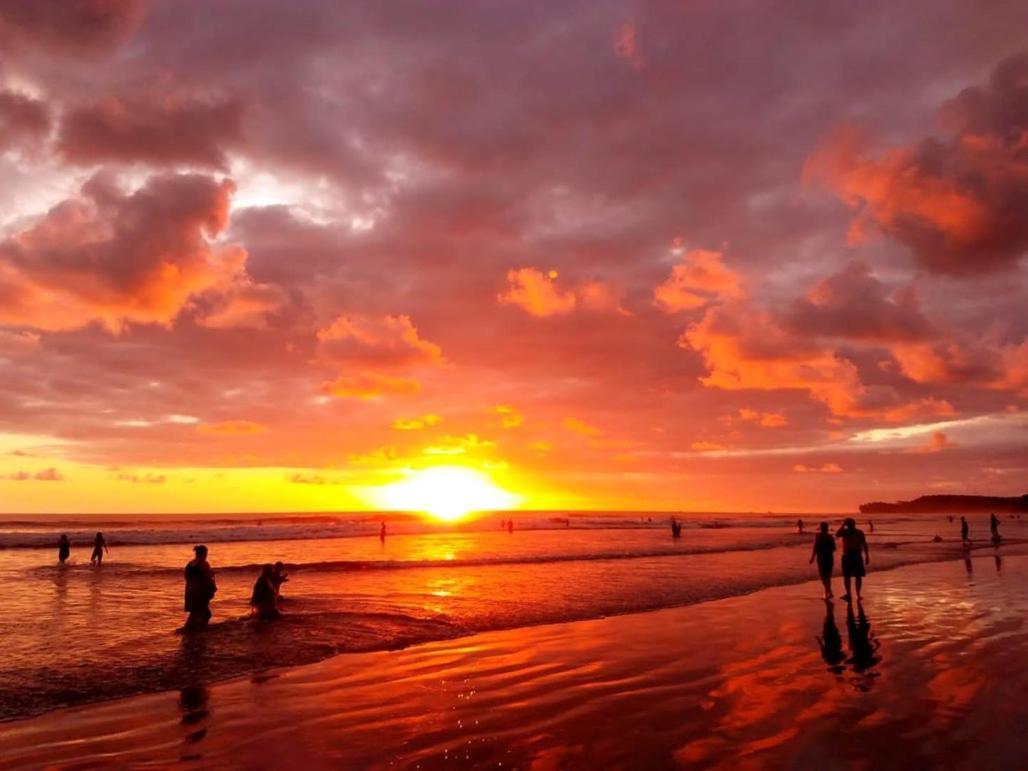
[0,90,51,151]
[288,472,343,485]
[0,0,146,54]
[317,314,443,369]
[782,262,931,341]
[115,471,167,483]
[195,280,288,329]
[612,22,643,69]
[57,96,244,168]
[793,463,842,473]
[805,52,1028,274]
[736,408,788,427]
[422,433,495,455]
[392,413,442,430]
[0,172,246,332]
[499,268,577,317]
[3,467,64,481]
[907,430,957,454]
[493,404,523,429]
[320,372,421,399]
[654,248,744,312]
[196,420,266,435]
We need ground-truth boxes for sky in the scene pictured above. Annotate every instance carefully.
[0,0,1026,514]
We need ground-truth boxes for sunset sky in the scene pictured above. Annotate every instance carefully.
[0,1,1025,513]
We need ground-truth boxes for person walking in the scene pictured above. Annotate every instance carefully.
[835,518,870,601]
[809,522,836,599]
[58,533,71,564]
[184,545,217,630]
[90,532,109,565]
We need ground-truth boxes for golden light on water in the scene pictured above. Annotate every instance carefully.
[372,466,521,521]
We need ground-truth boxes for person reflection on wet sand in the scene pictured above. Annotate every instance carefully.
[845,601,881,690]
[995,554,1003,573]
[816,601,845,674]
[178,683,211,760]
[964,556,974,576]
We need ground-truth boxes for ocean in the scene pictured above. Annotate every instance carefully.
[1,511,1023,722]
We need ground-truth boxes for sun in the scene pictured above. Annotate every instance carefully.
[373,466,521,521]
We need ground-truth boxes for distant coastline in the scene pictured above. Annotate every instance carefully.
[859,494,1028,514]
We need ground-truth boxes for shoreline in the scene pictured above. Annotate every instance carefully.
[2,554,1025,768]
[1,540,1020,725]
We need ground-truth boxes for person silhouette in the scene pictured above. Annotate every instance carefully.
[989,512,1001,544]
[250,564,279,621]
[670,517,682,539]
[809,521,836,599]
[960,516,971,547]
[58,533,71,564]
[380,521,387,542]
[797,519,804,534]
[816,601,845,674]
[845,601,881,689]
[835,518,869,601]
[184,545,217,630]
[90,532,109,565]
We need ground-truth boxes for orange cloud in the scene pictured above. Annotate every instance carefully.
[613,22,643,69]
[736,408,788,427]
[3,467,64,481]
[422,433,495,455]
[793,463,842,473]
[197,420,266,435]
[392,413,442,430]
[321,373,421,399]
[317,314,443,368]
[0,173,246,332]
[498,268,577,317]
[493,405,523,429]
[907,431,957,454]
[654,248,744,312]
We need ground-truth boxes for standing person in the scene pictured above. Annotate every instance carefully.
[507,518,514,534]
[380,521,387,542]
[868,520,875,534]
[90,532,108,565]
[670,517,682,539]
[58,534,71,564]
[960,516,971,547]
[184,545,217,630]
[990,512,1001,543]
[809,522,836,599]
[797,519,805,534]
[835,518,870,601]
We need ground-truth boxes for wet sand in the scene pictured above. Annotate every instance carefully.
[2,555,1025,769]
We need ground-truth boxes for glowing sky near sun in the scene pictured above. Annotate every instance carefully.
[0,1,1025,513]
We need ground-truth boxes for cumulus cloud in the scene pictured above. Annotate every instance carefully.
[806,52,1028,274]
[392,413,442,430]
[654,248,744,312]
[58,95,244,168]
[0,172,246,331]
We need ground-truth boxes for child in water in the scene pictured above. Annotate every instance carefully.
[58,534,71,564]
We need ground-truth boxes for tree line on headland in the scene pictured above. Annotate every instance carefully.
[859,494,1028,514]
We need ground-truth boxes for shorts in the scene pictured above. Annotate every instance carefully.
[816,557,833,578]
[841,553,865,578]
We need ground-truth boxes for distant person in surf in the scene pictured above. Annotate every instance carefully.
[507,519,514,534]
[250,564,279,621]
[670,517,682,539]
[835,518,869,601]
[960,516,971,547]
[58,533,71,564]
[90,532,109,565]
[868,520,875,534]
[797,519,804,534]
[270,561,289,602]
[380,521,387,542]
[809,522,836,599]
[184,545,217,630]
[990,513,1001,543]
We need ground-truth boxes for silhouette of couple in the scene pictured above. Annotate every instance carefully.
[809,518,869,601]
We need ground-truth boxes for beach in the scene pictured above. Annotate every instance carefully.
[2,554,1025,769]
